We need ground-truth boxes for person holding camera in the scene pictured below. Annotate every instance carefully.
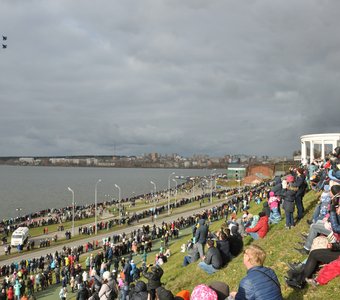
[142,264,164,300]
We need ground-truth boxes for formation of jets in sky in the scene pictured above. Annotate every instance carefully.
[2,35,7,49]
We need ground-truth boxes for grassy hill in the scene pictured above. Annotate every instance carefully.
[159,190,340,300]
[36,189,340,299]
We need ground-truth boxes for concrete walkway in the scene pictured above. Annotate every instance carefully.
[0,191,230,266]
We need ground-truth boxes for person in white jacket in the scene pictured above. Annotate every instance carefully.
[98,271,118,300]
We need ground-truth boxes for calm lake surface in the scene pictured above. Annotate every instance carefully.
[0,166,225,220]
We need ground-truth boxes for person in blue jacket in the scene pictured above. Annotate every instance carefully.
[194,216,209,259]
[230,245,282,300]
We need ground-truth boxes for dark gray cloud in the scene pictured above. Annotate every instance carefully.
[1,0,339,157]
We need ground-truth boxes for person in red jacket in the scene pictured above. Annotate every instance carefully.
[7,286,14,300]
[246,212,269,240]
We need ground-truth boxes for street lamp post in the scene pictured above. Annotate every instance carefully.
[114,184,121,224]
[215,175,217,190]
[172,178,178,205]
[150,181,157,213]
[15,207,22,218]
[210,169,216,203]
[168,172,175,215]
[191,178,195,201]
[67,187,75,238]
[94,179,102,235]
[130,192,135,207]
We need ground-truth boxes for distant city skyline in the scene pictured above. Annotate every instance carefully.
[0,151,292,171]
[1,1,339,157]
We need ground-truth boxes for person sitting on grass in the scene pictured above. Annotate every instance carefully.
[214,230,231,267]
[182,241,199,267]
[286,185,340,288]
[245,212,269,240]
[228,226,243,258]
[198,239,223,275]
[229,245,282,300]
[294,184,340,255]
[306,184,331,225]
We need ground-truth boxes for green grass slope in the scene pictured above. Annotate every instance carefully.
[159,190,340,300]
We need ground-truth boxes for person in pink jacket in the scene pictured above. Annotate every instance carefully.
[246,212,269,240]
[268,191,282,224]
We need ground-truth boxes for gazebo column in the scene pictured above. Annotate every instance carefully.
[301,141,307,165]
[321,141,325,160]
[310,141,314,163]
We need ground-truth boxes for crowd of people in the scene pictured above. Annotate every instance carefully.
[284,146,340,289]
[1,175,283,299]
[2,147,340,299]
[0,181,257,300]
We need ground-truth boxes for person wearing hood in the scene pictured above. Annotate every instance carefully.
[245,212,269,240]
[130,281,148,300]
[143,264,164,299]
[194,217,209,259]
[271,176,283,197]
[98,271,118,300]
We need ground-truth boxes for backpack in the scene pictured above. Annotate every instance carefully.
[285,269,306,289]
[105,283,118,300]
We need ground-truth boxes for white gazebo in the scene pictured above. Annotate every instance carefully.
[301,133,340,165]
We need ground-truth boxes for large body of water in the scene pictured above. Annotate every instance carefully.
[0,166,225,220]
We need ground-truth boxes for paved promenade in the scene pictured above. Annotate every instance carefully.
[0,189,230,266]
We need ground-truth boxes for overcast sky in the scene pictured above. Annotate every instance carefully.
[1,0,339,158]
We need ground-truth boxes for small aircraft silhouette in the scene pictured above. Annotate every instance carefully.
[2,44,7,49]
[2,36,7,41]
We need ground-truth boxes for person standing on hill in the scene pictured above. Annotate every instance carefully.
[229,245,282,300]
[282,177,298,229]
[293,168,307,222]
[194,216,209,259]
